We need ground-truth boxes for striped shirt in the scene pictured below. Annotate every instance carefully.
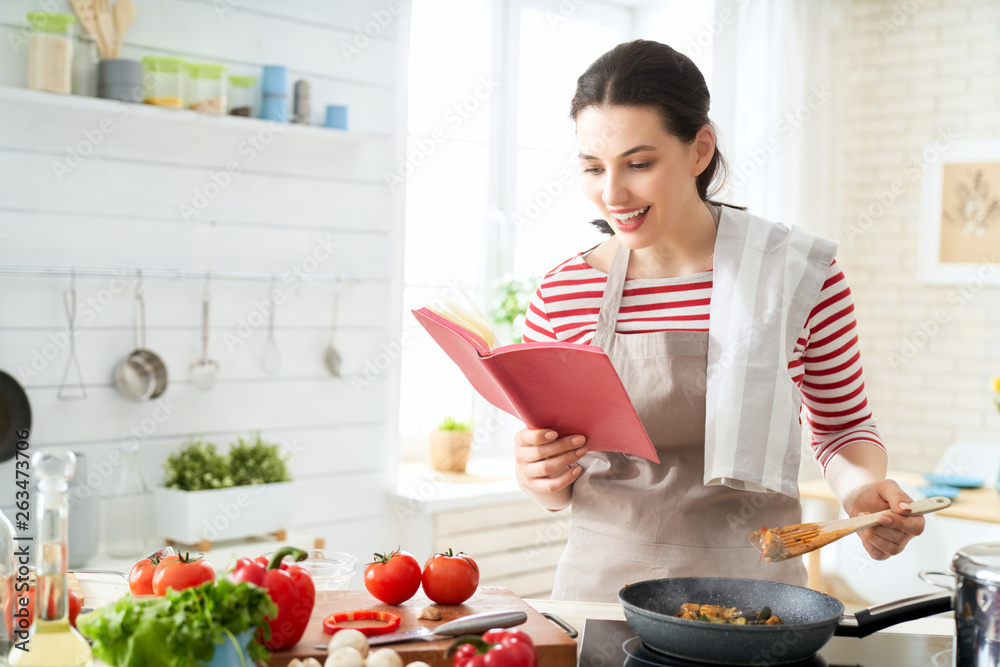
[522,252,884,469]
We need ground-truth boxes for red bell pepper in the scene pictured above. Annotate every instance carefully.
[228,546,316,650]
[447,628,537,667]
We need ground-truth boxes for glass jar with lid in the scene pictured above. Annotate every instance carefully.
[228,75,257,117]
[142,55,186,108]
[187,62,228,114]
[26,12,76,94]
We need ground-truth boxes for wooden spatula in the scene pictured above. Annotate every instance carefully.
[112,0,136,59]
[69,0,108,59]
[748,496,952,562]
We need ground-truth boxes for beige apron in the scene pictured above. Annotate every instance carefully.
[551,239,808,603]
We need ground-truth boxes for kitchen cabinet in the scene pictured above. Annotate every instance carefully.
[393,459,569,598]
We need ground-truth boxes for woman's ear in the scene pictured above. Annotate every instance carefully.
[692,124,716,178]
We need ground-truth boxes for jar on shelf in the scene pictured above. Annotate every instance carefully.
[228,75,257,117]
[72,33,99,97]
[142,55,186,108]
[187,62,228,114]
[26,11,76,94]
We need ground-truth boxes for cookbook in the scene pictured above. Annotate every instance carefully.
[412,299,659,463]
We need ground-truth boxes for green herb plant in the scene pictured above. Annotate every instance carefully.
[162,432,291,491]
[78,578,277,667]
[489,275,540,344]
[436,416,472,432]
[162,439,233,491]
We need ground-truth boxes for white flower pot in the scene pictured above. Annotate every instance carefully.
[153,482,294,545]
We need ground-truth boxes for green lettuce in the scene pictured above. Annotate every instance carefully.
[78,579,277,667]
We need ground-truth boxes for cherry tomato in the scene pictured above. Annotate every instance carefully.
[421,548,479,605]
[364,549,421,605]
[128,555,163,596]
[151,552,215,596]
[3,585,82,639]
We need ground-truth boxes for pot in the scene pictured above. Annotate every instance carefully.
[0,369,31,463]
[922,541,1000,667]
[619,576,952,665]
[114,287,168,401]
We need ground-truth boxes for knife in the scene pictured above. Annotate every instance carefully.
[314,610,528,650]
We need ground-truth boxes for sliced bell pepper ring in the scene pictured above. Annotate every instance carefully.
[322,609,402,637]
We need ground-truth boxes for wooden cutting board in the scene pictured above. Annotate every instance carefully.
[267,586,577,667]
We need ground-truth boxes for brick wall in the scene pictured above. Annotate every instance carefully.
[834,0,1000,473]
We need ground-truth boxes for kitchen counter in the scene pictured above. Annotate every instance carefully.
[391,457,523,512]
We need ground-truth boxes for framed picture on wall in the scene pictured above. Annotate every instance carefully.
[919,140,1000,284]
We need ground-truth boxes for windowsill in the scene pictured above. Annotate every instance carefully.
[391,457,524,512]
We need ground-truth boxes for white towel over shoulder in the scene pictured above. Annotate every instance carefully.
[705,207,838,498]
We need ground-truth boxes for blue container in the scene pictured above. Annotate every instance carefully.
[325,104,349,130]
[260,65,288,122]
[204,629,254,667]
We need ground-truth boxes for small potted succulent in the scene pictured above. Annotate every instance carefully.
[429,416,473,473]
[154,432,294,546]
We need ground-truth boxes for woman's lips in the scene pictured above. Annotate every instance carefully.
[610,206,650,232]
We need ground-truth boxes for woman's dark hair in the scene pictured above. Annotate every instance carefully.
[571,40,737,234]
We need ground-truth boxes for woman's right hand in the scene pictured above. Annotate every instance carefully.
[514,428,588,496]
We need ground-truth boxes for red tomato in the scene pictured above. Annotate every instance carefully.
[151,553,216,596]
[364,549,422,605]
[422,549,479,605]
[128,556,162,596]
[3,586,82,639]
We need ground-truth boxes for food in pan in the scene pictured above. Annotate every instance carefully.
[674,603,783,625]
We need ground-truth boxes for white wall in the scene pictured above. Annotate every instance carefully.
[0,0,410,565]
[833,0,1000,474]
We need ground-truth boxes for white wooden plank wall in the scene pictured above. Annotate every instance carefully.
[0,0,409,565]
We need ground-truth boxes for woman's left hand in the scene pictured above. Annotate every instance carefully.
[847,479,925,560]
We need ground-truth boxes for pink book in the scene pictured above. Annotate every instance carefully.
[413,307,659,463]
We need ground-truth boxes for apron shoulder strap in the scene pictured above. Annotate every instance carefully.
[594,241,630,346]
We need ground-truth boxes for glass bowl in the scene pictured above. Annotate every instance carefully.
[260,549,357,590]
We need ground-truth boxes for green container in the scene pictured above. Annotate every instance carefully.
[228,75,257,117]
[27,12,76,94]
[187,62,228,113]
[142,56,187,107]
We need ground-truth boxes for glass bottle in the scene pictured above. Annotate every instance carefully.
[1,508,14,666]
[9,450,93,667]
[100,441,150,558]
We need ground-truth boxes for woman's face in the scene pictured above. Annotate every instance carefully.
[576,104,711,250]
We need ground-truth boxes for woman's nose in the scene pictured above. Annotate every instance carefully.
[602,171,629,208]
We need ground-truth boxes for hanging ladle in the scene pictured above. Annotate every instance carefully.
[324,287,342,377]
[191,277,219,390]
[58,272,87,399]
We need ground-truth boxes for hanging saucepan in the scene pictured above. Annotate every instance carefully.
[620,576,952,665]
[114,283,168,401]
[0,370,31,463]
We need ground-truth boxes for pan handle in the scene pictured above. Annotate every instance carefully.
[541,612,578,638]
[835,590,953,638]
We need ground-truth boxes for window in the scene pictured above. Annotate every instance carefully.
[399,0,631,460]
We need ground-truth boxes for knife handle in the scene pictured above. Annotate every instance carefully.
[436,610,528,636]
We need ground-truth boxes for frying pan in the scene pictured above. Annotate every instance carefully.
[619,577,952,665]
[0,370,31,463]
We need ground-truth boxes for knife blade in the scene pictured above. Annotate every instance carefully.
[314,610,528,650]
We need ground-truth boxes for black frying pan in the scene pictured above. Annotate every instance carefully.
[620,577,952,665]
[0,370,31,463]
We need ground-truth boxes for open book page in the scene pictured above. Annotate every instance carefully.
[426,295,495,353]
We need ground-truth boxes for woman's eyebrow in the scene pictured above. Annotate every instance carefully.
[578,145,658,160]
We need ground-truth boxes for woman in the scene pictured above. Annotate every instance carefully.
[514,40,924,603]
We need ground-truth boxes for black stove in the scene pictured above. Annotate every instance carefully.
[577,619,955,667]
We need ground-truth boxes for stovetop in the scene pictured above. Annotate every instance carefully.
[577,619,955,667]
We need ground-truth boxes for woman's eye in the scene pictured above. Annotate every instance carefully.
[630,162,651,170]
[583,166,603,174]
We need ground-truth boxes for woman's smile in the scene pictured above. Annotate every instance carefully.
[608,205,650,232]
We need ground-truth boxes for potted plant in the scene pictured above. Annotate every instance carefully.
[429,416,473,473]
[154,432,294,547]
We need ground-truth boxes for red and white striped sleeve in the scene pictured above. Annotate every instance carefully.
[800,260,886,469]
[522,284,559,343]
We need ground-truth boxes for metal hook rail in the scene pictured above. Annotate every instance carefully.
[0,265,374,284]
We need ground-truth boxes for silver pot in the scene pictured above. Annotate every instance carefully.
[923,541,1000,667]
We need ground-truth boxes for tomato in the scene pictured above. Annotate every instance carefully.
[151,553,216,596]
[364,549,421,605]
[422,549,479,605]
[3,585,82,639]
[128,556,163,596]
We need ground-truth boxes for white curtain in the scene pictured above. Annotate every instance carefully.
[712,0,844,237]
